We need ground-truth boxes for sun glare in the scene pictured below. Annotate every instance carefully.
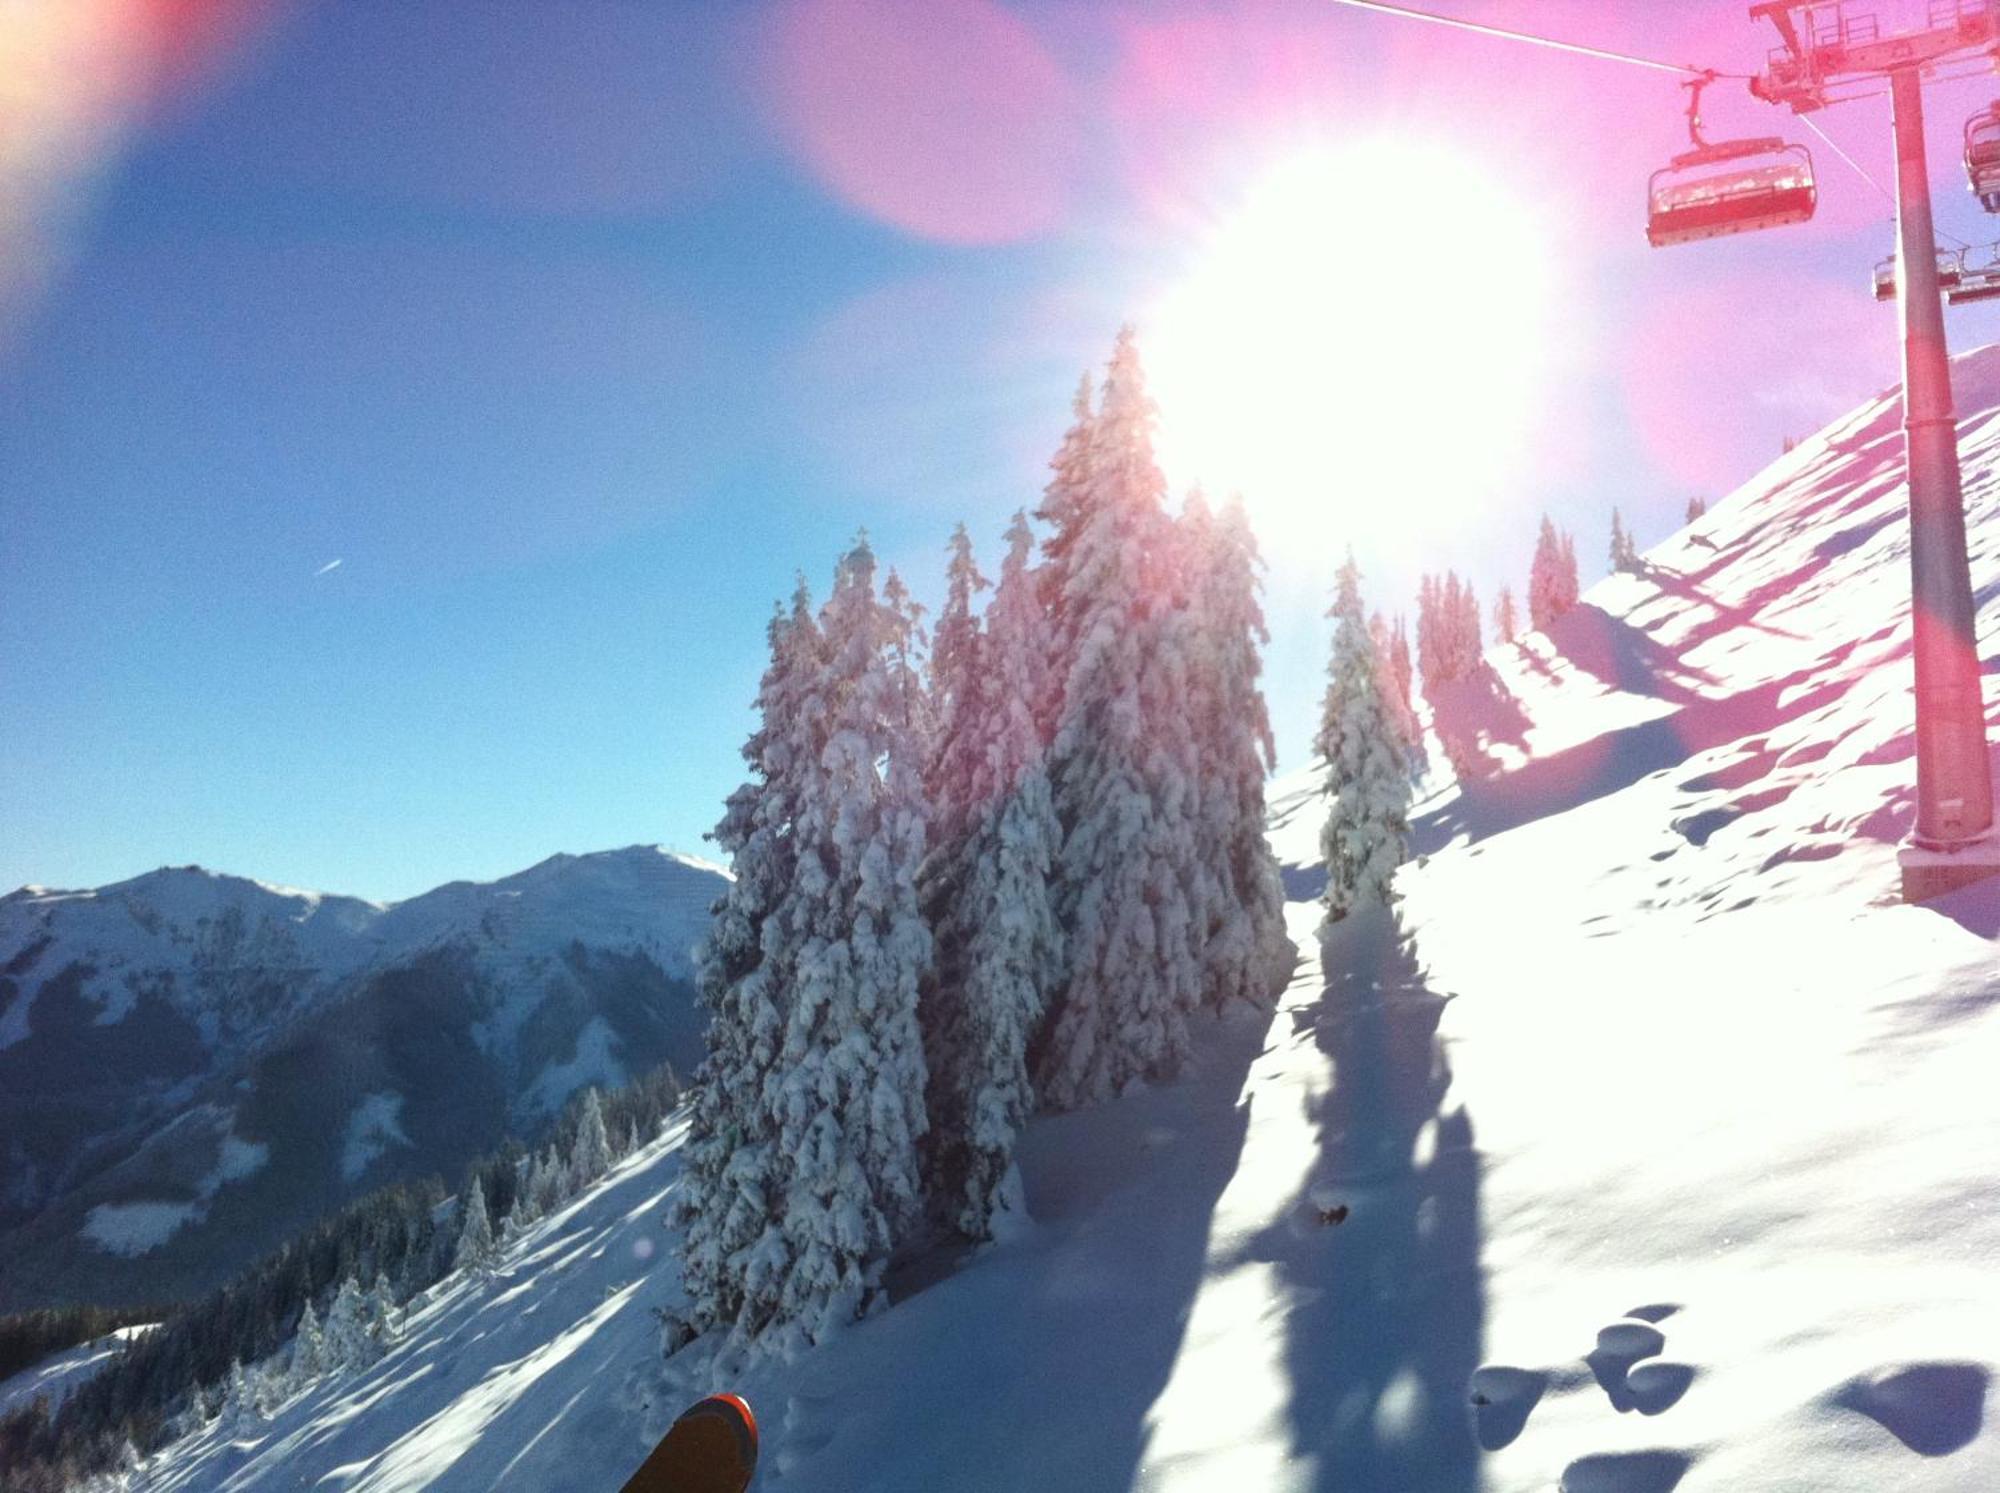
[1145,139,1560,569]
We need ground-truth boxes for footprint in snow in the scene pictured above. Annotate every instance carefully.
[1623,1303,1682,1324]
[1627,1360,1697,1415]
[1587,1318,1667,1414]
[1466,1364,1546,1450]
[1828,1360,1989,1456]
[1559,1448,1695,1492]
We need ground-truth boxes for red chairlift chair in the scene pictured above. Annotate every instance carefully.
[1648,72,1818,247]
[1964,105,2000,211]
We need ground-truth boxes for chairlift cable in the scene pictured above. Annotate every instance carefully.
[1322,0,1746,79]
[1797,112,1975,249]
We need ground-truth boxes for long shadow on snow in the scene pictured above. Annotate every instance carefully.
[761,1009,1266,1492]
[1233,905,1485,1491]
[1413,665,1851,854]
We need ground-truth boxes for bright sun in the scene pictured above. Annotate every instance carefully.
[1145,138,1560,569]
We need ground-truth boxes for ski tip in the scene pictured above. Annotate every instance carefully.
[619,1392,759,1493]
[692,1392,759,1459]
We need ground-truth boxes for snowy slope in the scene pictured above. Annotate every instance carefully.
[0,1326,157,1421]
[0,847,724,1313]
[129,350,2000,1492]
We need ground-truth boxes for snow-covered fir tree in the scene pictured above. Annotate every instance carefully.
[221,1360,250,1427]
[568,1088,613,1190]
[530,1144,563,1216]
[322,1276,375,1372]
[756,536,934,1345]
[453,1176,496,1276]
[1185,492,1293,1010]
[1035,327,1203,1110]
[1416,571,1482,690]
[1387,614,1414,716]
[1317,554,1412,924]
[1454,572,1481,674]
[1686,494,1707,523]
[1371,611,1425,769]
[1493,585,1519,644]
[365,1273,402,1349]
[924,510,1063,1240]
[1609,507,1640,574]
[671,581,825,1349]
[290,1298,325,1384]
[1034,373,1096,743]
[922,523,991,860]
[1528,514,1581,631]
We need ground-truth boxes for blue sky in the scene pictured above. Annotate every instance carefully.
[7,0,2000,900]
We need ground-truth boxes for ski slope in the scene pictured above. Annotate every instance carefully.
[129,350,2000,1491]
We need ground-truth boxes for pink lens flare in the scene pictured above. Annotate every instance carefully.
[760,0,1079,245]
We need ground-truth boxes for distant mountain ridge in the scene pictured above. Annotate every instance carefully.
[0,846,726,1313]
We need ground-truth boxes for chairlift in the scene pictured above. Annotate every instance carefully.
[1871,250,1966,300]
[1965,105,2000,211]
[1648,71,1817,248]
[1947,248,2000,304]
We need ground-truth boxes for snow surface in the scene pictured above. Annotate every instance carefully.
[340,1093,413,1185]
[79,1116,271,1257]
[81,1202,203,1258]
[0,1326,158,1419]
[131,351,2000,1490]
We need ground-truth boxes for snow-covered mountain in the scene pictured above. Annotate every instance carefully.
[0,846,725,1313]
[102,348,2000,1492]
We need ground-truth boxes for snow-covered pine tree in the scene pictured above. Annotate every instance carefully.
[364,1273,402,1350]
[1035,327,1203,1110]
[1609,507,1642,574]
[923,523,989,855]
[1317,553,1412,925]
[925,510,1063,1240]
[1460,573,1482,672]
[1371,611,1424,769]
[1440,572,1465,682]
[1528,515,1566,632]
[752,536,933,1347]
[671,582,825,1350]
[290,1298,324,1384]
[1415,573,1442,693]
[1034,374,1097,744]
[1686,495,1707,523]
[321,1277,372,1371]
[1186,493,1293,1011]
[453,1176,496,1276]
[222,1360,249,1426]
[1388,615,1414,714]
[568,1087,612,1190]
[1558,528,1580,611]
[1493,585,1518,644]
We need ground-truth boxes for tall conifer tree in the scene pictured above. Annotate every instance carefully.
[1186,494,1292,1009]
[758,539,933,1345]
[1036,329,1202,1109]
[671,583,825,1347]
[927,512,1063,1238]
[1318,554,1411,924]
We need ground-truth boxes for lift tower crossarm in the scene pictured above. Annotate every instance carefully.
[1753,1,2000,110]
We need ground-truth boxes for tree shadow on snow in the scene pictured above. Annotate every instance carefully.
[1233,903,1486,1492]
[1413,665,1852,854]
[765,1003,1268,1493]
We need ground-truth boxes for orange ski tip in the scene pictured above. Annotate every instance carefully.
[709,1392,758,1450]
